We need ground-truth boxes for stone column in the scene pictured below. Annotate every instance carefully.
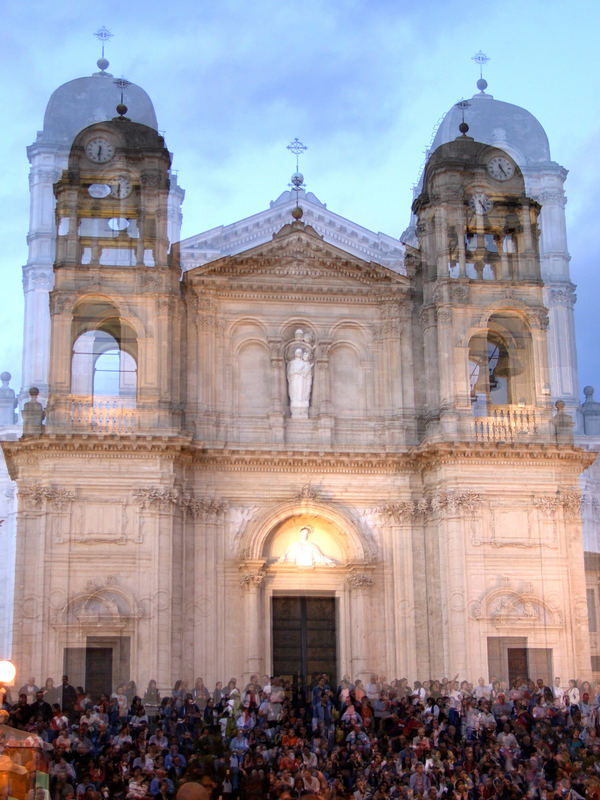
[346,569,374,679]
[382,502,418,678]
[239,561,266,679]
[434,491,481,681]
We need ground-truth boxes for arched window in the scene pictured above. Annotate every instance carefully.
[70,305,138,408]
[469,315,532,413]
[71,329,137,404]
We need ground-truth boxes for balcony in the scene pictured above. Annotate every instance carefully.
[69,395,136,434]
[473,404,538,443]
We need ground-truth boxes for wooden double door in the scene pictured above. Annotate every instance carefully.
[272,596,337,683]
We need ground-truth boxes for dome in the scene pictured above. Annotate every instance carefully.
[430,88,551,166]
[41,68,158,146]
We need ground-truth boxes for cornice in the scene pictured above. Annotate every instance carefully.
[2,435,594,478]
[412,440,596,471]
[185,285,409,305]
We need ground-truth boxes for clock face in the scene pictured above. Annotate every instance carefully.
[108,217,129,231]
[85,137,114,163]
[469,192,492,215]
[88,183,111,198]
[111,176,132,199]
[487,156,514,181]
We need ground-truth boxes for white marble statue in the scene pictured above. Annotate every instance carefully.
[287,346,313,418]
[278,525,336,567]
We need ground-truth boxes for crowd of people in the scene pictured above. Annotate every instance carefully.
[2,672,600,799]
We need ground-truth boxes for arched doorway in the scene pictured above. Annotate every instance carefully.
[238,502,378,683]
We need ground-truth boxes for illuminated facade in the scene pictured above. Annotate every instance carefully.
[0,62,598,693]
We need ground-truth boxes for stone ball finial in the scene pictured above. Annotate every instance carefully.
[97,57,109,72]
[477,77,488,92]
[116,102,128,117]
[555,400,565,412]
[0,372,10,384]
[459,121,469,135]
[291,206,303,220]
[29,386,40,398]
[583,385,594,399]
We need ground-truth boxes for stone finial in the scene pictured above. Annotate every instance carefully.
[21,387,45,436]
[552,400,574,443]
[581,385,600,434]
[0,372,17,425]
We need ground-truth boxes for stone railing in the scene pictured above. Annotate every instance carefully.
[473,404,538,443]
[69,395,136,434]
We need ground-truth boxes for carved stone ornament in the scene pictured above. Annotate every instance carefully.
[295,483,320,501]
[133,487,179,509]
[533,490,581,518]
[346,571,375,590]
[134,487,226,517]
[381,491,481,522]
[549,286,576,308]
[20,483,74,508]
[239,561,266,589]
[469,580,561,628]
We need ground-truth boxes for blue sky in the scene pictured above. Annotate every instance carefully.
[1,0,599,395]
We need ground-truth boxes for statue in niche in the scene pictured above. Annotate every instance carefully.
[286,329,314,418]
[278,525,336,567]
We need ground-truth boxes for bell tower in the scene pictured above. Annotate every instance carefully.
[45,107,184,435]
[411,130,552,442]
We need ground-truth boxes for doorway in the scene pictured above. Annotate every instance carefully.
[63,636,130,700]
[272,596,336,683]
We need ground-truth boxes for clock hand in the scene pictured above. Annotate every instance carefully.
[498,163,506,176]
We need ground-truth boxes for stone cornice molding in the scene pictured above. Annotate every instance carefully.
[4,438,595,479]
[184,286,406,306]
[412,441,596,471]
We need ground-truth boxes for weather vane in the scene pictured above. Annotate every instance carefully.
[287,138,308,217]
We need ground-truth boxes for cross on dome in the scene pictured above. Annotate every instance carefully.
[471,50,490,93]
[286,138,307,219]
[94,26,114,73]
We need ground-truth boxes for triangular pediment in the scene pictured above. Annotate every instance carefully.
[184,221,408,293]
[179,190,406,274]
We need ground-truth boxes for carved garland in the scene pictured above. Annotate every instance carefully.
[381,491,482,522]
[133,486,227,518]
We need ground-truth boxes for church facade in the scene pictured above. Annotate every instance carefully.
[1,61,598,696]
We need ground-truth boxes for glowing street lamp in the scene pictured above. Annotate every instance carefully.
[0,660,16,684]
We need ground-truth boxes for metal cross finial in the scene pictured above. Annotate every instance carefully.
[471,50,490,79]
[114,77,131,105]
[94,26,114,59]
[456,99,471,122]
[287,137,307,172]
